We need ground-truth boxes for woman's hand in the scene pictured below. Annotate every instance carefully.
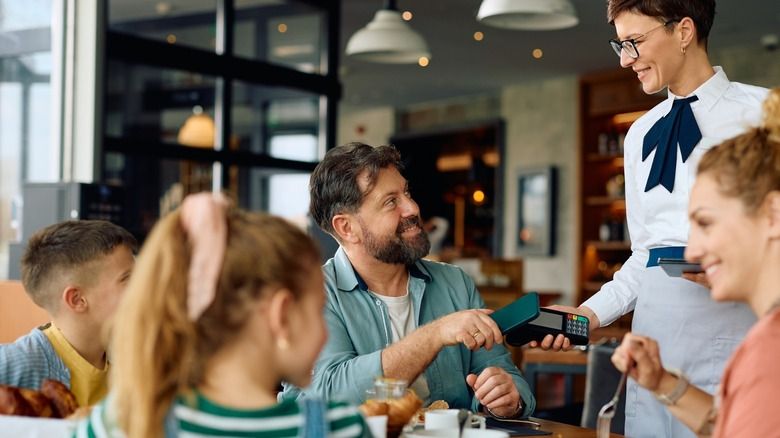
[610,333,665,392]
[528,305,600,350]
[682,271,711,288]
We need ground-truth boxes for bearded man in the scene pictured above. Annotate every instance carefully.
[279,143,535,419]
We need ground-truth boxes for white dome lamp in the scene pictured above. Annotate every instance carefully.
[345,0,431,63]
[477,0,579,31]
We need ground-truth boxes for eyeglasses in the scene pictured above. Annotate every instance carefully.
[609,21,675,59]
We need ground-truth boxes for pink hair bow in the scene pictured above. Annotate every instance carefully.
[179,192,228,321]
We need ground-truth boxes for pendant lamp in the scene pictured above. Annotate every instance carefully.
[477,0,579,30]
[345,0,430,63]
[178,106,215,148]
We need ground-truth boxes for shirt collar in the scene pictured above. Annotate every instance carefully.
[333,246,432,292]
[666,66,729,112]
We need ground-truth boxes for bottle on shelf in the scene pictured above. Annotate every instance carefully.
[599,214,627,242]
[607,131,619,155]
[609,218,625,242]
[598,133,609,155]
[605,173,625,198]
[599,219,611,242]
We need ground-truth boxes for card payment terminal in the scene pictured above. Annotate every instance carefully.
[505,308,590,346]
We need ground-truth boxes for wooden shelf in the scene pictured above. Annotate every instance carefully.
[586,241,631,250]
[585,196,625,207]
[578,69,664,334]
[585,153,624,165]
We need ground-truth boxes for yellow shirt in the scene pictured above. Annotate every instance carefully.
[43,323,109,407]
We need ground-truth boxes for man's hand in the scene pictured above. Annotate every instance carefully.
[527,305,600,350]
[466,367,521,418]
[431,309,503,351]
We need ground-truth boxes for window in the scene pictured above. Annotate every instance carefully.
[0,0,63,276]
[267,133,317,221]
[104,0,339,236]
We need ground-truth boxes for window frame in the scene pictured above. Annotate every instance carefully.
[101,0,340,193]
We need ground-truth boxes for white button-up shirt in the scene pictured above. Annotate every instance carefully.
[584,67,769,325]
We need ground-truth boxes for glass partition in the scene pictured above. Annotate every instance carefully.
[104,152,215,237]
[108,0,218,52]
[231,80,321,158]
[235,0,326,74]
[106,61,217,147]
[109,0,326,74]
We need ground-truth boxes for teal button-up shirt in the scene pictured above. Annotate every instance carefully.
[280,248,535,417]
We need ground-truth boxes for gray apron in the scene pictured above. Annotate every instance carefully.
[624,266,755,437]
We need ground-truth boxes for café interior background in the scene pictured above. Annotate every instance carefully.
[1,0,779,306]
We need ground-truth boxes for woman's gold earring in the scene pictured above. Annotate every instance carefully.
[681,46,686,54]
[277,338,290,350]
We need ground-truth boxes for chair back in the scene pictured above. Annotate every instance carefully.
[0,281,49,343]
[580,340,625,434]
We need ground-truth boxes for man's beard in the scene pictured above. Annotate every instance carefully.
[361,216,431,266]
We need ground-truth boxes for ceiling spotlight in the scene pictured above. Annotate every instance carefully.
[346,0,430,64]
[155,1,173,16]
[473,31,485,41]
[418,56,430,67]
[402,11,413,21]
[477,0,578,31]
[532,48,543,58]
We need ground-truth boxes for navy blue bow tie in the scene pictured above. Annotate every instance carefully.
[642,95,702,192]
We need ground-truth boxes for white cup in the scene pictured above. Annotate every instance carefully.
[365,415,387,438]
[424,409,459,430]
[461,429,509,438]
[425,409,460,430]
[425,409,486,431]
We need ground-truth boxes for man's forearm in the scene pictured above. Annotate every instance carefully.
[381,322,442,382]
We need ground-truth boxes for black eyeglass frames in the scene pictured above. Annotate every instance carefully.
[609,21,675,59]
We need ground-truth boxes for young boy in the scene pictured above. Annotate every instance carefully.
[0,220,136,407]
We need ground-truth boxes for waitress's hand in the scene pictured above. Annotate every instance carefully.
[611,333,665,392]
[682,271,710,288]
[529,305,600,351]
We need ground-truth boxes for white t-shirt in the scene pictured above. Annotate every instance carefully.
[372,290,431,402]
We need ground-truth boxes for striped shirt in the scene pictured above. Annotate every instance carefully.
[73,392,370,438]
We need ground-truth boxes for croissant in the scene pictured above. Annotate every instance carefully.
[40,379,79,418]
[0,385,37,417]
[0,379,79,418]
[359,399,390,417]
[415,399,449,423]
[360,390,422,438]
[18,388,56,418]
[385,390,422,428]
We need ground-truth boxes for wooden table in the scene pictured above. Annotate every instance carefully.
[514,417,623,437]
[403,417,621,437]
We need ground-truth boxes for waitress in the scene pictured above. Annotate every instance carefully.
[543,1,768,437]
